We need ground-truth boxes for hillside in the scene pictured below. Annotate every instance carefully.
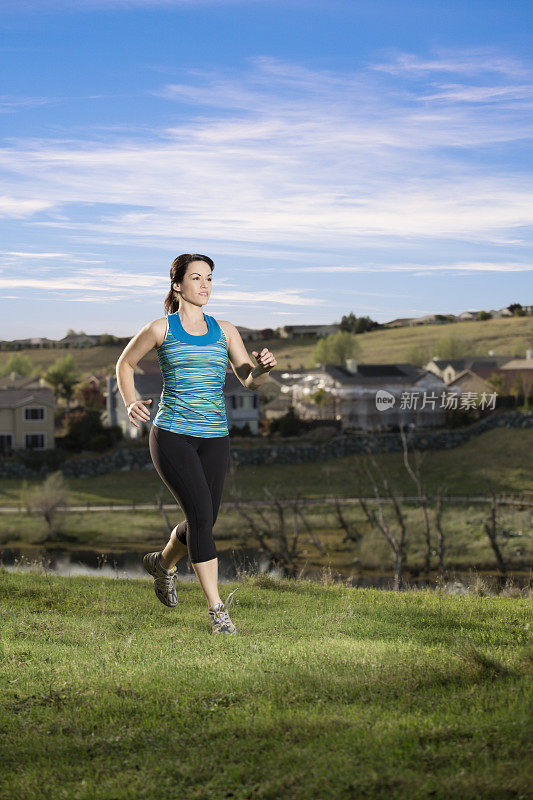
[1,570,530,800]
[1,316,532,377]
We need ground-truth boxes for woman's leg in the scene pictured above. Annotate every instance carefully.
[191,435,231,608]
[160,522,188,570]
[148,425,224,605]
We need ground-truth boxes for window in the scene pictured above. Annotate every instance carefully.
[25,407,45,421]
[25,433,45,449]
[0,434,13,454]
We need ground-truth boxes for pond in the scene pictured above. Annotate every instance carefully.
[1,545,529,594]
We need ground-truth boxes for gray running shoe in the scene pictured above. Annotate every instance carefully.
[208,587,239,634]
[142,551,178,607]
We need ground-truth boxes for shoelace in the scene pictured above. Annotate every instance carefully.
[210,587,239,630]
[155,565,177,593]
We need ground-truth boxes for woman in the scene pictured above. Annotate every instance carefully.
[116,253,277,634]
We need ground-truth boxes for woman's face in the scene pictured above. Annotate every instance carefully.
[174,261,212,305]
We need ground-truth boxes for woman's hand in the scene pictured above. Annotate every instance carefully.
[251,348,277,374]
[127,398,152,427]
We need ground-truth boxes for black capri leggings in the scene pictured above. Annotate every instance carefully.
[149,424,231,563]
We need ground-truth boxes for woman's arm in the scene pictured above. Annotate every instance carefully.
[116,318,165,425]
[220,320,277,390]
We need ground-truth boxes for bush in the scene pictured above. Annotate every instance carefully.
[61,409,121,452]
[14,447,68,471]
[269,405,304,437]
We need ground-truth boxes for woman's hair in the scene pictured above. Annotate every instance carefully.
[163,253,215,314]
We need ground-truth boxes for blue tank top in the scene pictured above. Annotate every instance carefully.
[152,311,229,437]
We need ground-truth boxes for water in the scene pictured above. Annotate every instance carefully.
[1,545,530,594]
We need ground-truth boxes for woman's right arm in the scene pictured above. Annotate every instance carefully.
[116,318,164,427]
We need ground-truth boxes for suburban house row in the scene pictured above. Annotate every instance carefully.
[1,349,532,452]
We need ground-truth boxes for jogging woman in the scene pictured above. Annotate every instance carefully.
[116,253,277,634]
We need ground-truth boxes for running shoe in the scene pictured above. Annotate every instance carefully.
[208,587,239,634]
[142,551,178,607]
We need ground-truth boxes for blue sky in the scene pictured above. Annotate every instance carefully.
[1,0,532,339]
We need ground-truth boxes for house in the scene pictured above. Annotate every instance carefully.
[0,374,55,452]
[58,332,100,348]
[279,323,340,339]
[382,318,416,328]
[499,350,533,396]
[408,314,454,326]
[0,337,34,352]
[258,369,300,421]
[235,325,259,342]
[103,366,261,439]
[28,336,59,349]
[446,369,495,396]
[288,359,448,431]
[424,355,516,385]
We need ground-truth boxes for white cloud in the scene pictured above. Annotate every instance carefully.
[0,266,319,306]
[0,196,55,218]
[296,261,533,273]
[0,251,104,263]
[1,49,532,256]
[370,47,529,78]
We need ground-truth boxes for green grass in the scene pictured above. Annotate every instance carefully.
[0,570,531,799]
[2,427,532,506]
[2,315,531,378]
[1,499,531,578]
[352,315,533,365]
[1,427,532,576]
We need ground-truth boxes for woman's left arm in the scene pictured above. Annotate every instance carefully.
[221,320,277,390]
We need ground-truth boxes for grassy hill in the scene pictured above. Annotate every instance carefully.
[0,569,530,799]
[1,316,532,377]
[1,426,531,574]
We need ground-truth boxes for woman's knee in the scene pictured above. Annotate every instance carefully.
[173,520,188,546]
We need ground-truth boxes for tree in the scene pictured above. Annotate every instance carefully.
[434,334,469,360]
[0,353,37,378]
[62,408,116,451]
[404,344,432,367]
[346,427,450,588]
[269,405,303,437]
[353,446,409,591]
[510,372,524,407]
[486,371,505,398]
[313,330,360,367]
[73,381,106,410]
[26,471,74,542]
[399,425,432,576]
[44,354,82,406]
[339,312,380,334]
[228,485,324,579]
[311,387,336,418]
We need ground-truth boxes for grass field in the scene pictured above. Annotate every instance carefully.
[1,426,532,576]
[0,569,531,800]
[2,315,532,377]
[2,425,532,508]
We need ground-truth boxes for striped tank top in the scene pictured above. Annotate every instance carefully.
[152,310,229,437]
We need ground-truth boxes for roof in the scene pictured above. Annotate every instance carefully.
[0,387,55,407]
[431,356,514,370]
[0,374,42,390]
[501,358,533,370]
[323,363,431,385]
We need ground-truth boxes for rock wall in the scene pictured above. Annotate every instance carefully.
[1,410,531,479]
